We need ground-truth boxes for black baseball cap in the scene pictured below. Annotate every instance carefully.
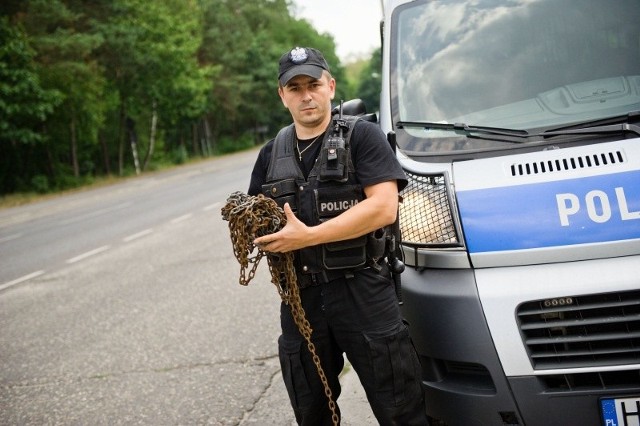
[278,47,330,86]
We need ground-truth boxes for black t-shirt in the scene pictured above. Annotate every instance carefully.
[248,119,407,196]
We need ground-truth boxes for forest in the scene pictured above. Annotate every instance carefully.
[0,0,382,197]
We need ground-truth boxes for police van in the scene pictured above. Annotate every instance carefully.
[378,0,640,425]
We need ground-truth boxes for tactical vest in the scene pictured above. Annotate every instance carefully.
[262,116,380,278]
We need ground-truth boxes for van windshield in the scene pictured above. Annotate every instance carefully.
[392,0,640,153]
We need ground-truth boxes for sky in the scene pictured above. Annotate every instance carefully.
[291,0,384,62]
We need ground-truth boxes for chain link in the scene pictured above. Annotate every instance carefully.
[221,191,339,425]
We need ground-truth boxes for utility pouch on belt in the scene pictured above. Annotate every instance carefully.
[262,179,297,211]
[367,228,388,264]
[316,185,367,269]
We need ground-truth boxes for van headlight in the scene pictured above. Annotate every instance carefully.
[399,171,462,247]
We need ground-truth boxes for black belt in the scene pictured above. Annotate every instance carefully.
[296,265,374,289]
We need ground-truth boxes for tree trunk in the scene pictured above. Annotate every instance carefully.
[192,122,199,156]
[99,131,111,175]
[70,108,80,178]
[203,116,213,156]
[118,103,125,176]
[204,115,214,155]
[142,99,157,171]
[126,117,140,175]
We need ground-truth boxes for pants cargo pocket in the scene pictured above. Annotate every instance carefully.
[278,335,313,411]
[364,323,421,407]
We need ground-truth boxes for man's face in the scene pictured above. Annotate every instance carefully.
[278,73,336,130]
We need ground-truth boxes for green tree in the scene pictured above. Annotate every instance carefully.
[0,16,62,193]
[0,0,349,197]
[21,0,106,184]
[0,18,60,146]
[198,0,348,147]
[199,0,277,143]
[355,47,382,113]
[93,0,214,174]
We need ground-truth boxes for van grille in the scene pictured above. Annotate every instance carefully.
[399,171,460,246]
[540,370,640,392]
[510,150,625,176]
[517,290,640,370]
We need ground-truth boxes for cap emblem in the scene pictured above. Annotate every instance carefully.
[289,47,308,64]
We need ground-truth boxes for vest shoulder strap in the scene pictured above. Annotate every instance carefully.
[337,115,360,148]
[266,123,303,182]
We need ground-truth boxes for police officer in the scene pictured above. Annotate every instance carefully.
[248,46,427,425]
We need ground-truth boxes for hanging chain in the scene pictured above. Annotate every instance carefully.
[221,191,339,426]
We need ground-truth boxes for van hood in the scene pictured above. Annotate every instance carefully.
[453,139,640,267]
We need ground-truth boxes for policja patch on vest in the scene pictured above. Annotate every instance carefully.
[315,185,363,219]
[320,199,359,215]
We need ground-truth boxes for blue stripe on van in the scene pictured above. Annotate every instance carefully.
[456,170,640,253]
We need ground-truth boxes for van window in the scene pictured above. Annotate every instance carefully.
[392,0,640,151]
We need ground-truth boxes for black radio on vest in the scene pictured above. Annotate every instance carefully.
[319,100,350,182]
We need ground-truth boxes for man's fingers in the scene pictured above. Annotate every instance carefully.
[283,202,294,217]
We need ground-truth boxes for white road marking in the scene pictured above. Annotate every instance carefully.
[203,202,220,211]
[0,233,22,244]
[0,270,45,292]
[2,206,202,292]
[66,245,110,264]
[171,213,193,224]
[57,202,132,226]
[123,229,153,242]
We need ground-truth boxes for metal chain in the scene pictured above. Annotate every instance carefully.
[221,191,339,426]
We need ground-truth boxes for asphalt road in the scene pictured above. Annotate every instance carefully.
[0,149,253,288]
[0,149,375,425]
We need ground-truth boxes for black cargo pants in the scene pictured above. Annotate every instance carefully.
[278,264,428,425]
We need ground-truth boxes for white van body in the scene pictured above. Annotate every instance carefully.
[379,1,640,425]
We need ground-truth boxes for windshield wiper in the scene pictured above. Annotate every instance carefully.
[397,118,640,141]
[542,121,640,138]
[539,110,640,137]
[396,121,530,143]
[397,121,529,136]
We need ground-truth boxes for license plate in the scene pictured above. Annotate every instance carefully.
[601,396,640,426]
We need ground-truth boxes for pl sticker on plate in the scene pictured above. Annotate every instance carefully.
[600,396,640,426]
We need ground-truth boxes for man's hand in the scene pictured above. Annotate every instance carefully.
[254,203,312,253]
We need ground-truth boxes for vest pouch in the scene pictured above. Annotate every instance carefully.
[262,179,298,211]
[316,184,366,269]
[322,227,367,270]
